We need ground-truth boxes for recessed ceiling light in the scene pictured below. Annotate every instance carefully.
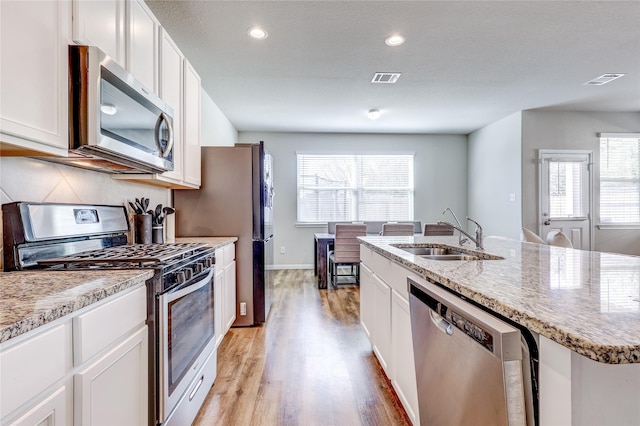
[247,26,268,40]
[583,73,625,85]
[368,109,381,120]
[385,34,405,47]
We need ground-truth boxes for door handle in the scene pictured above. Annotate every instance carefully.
[543,220,551,225]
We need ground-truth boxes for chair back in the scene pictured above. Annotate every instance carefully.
[381,223,414,236]
[547,231,573,248]
[328,221,360,234]
[333,224,367,263]
[424,223,454,236]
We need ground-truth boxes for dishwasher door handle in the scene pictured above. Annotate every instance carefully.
[430,309,454,335]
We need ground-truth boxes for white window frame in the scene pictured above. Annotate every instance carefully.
[598,133,640,229]
[296,152,415,224]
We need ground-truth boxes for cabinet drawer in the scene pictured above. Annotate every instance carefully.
[0,323,69,416]
[215,248,224,268]
[360,244,373,265]
[73,286,146,364]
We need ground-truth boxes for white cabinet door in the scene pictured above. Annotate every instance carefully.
[182,60,201,186]
[0,0,70,156]
[372,273,391,374]
[391,290,420,425]
[214,267,224,349]
[72,0,124,64]
[223,260,237,331]
[159,29,183,183]
[8,386,68,426]
[74,326,148,426]
[126,0,158,92]
[359,263,374,339]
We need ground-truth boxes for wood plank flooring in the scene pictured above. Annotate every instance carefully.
[193,269,411,426]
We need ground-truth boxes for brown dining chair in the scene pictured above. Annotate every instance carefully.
[328,223,367,287]
[381,223,414,236]
[423,223,454,236]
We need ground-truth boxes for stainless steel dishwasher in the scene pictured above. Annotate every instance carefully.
[408,277,535,426]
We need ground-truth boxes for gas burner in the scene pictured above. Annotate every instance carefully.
[37,242,208,268]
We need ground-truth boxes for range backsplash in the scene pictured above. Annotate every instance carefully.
[0,157,173,269]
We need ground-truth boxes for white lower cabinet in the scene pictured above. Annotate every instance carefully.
[371,272,391,374]
[74,326,147,426]
[0,285,148,426]
[214,243,237,348]
[8,386,68,426]
[391,289,419,424]
[360,244,420,425]
[359,264,374,339]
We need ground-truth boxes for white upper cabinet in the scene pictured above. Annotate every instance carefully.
[0,0,71,156]
[183,60,201,186]
[158,28,184,183]
[72,0,125,64]
[126,0,158,93]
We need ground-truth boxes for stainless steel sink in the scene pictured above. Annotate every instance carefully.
[400,247,466,256]
[393,244,504,261]
[419,254,482,261]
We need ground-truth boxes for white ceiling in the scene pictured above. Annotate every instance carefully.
[145,0,640,135]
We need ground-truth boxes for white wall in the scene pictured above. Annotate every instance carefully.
[521,110,640,256]
[239,132,468,268]
[468,112,523,240]
[200,89,238,147]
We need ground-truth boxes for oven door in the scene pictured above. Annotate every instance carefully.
[158,267,215,422]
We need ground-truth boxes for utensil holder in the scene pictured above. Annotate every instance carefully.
[152,226,164,244]
[134,214,152,244]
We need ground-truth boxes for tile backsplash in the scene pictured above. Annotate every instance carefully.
[0,157,173,268]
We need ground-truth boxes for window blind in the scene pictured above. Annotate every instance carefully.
[599,134,640,225]
[297,153,414,223]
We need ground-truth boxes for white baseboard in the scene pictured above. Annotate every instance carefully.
[268,264,314,270]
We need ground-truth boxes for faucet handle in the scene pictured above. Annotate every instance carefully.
[466,217,482,231]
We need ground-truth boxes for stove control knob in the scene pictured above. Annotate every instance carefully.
[176,271,186,284]
[184,268,193,280]
[195,263,204,274]
[205,257,214,268]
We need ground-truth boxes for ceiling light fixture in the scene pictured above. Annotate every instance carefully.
[385,34,405,47]
[368,109,381,120]
[247,26,268,40]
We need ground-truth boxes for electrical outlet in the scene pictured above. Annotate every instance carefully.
[509,193,517,202]
[240,302,247,316]
[280,246,285,254]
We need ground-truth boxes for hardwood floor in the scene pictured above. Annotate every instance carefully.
[193,269,412,426]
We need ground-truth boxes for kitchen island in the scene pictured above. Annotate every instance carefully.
[359,235,640,425]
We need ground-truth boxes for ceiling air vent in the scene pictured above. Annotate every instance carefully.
[371,72,401,83]
[583,73,626,85]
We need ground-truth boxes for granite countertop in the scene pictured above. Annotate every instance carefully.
[360,235,640,365]
[173,236,238,248]
[0,270,153,344]
[0,238,236,345]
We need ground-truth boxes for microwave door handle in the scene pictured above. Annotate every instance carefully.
[155,112,174,158]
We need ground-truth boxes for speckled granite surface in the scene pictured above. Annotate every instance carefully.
[360,235,640,364]
[173,236,237,249]
[0,270,152,344]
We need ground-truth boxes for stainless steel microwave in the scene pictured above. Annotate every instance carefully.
[46,45,174,174]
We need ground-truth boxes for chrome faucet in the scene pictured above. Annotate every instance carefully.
[442,207,468,246]
[438,209,484,250]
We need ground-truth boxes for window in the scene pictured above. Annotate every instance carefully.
[599,133,640,225]
[297,153,414,223]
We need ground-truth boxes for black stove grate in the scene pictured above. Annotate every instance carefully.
[36,242,208,268]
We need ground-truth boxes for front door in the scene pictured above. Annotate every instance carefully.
[539,150,593,250]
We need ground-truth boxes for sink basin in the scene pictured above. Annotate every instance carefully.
[399,247,466,256]
[392,244,504,261]
[419,254,481,261]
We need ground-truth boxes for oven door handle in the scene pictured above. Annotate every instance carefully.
[164,268,214,302]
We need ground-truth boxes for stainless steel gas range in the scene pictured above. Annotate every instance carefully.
[2,202,217,426]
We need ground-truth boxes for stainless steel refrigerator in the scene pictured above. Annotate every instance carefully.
[174,141,274,326]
